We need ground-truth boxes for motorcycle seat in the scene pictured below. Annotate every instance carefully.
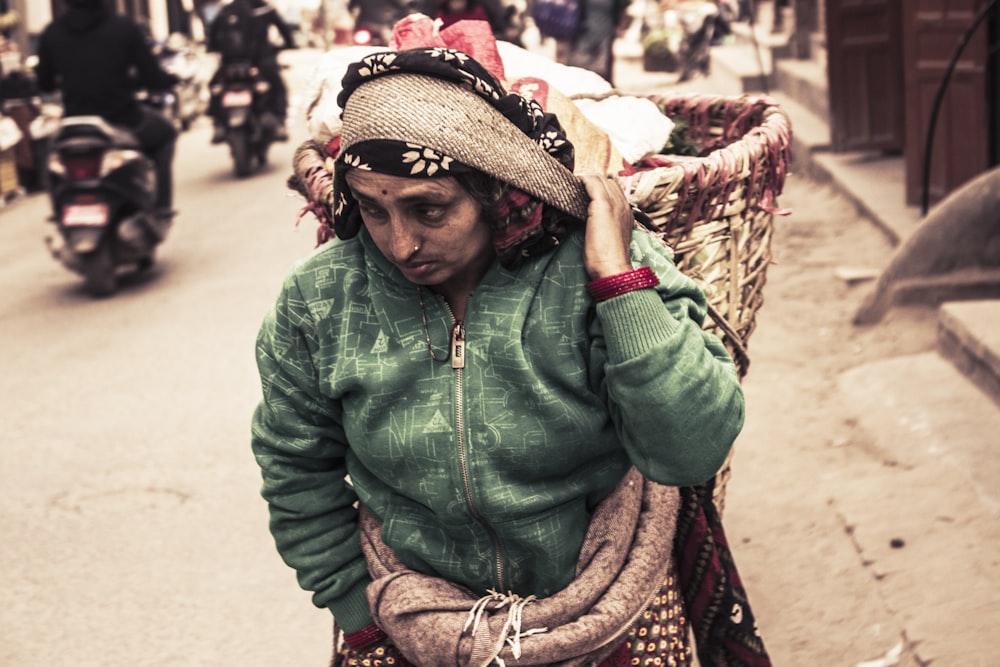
[56,116,141,150]
[221,61,259,80]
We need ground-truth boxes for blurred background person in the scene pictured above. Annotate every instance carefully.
[206,0,296,142]
[434,0,522,44]
[434,0,489,29]
[35,0,179,219]
[555,0,632,85]
[771,0,788,33]
[348,0,422,46]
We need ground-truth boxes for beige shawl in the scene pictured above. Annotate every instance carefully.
[358,467,680,667]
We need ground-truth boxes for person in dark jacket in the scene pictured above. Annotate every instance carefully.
[35,0,179,218]
[206,0,296,142]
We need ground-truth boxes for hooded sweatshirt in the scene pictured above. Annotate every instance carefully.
[35,1,176,126]
[251,227,745,634]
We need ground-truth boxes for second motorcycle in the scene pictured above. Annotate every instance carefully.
[209,61,278,177]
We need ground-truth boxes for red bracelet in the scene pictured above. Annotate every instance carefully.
[586,266,659,302]
[343,624,387,649]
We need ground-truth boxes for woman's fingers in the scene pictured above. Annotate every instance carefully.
[580,174,634,280]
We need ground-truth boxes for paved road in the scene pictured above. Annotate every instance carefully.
[5,43,990,667]
[0,49,331,666]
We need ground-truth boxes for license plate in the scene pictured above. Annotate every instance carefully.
[63,203,109,227]
[222,90,253,107]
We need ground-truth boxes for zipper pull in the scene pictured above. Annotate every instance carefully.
[451,322,465,369]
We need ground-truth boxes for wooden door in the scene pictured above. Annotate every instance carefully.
[825,0,905,152]
[903,0,991,207]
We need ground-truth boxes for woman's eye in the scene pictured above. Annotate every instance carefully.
[416,205,447,223]
[358,203,387,221]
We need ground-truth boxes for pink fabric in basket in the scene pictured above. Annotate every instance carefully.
[391,14,506,82]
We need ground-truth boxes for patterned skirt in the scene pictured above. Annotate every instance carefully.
[598,566,693,667]
[330,566,692,667]
[332,484,771,667]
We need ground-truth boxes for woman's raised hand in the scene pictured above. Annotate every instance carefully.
[580,174,636,281]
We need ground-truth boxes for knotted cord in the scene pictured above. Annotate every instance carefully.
[463,589,548,666]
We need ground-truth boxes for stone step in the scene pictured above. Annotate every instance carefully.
[772,55,830,124]
[767,89,831,157]
[725,10,828,121]
[708,41,773,93]
[709,33,829,121]
[937,300,1000,407]
[727,17,790,52]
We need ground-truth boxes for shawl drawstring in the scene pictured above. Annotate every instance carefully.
[464,589,548,666]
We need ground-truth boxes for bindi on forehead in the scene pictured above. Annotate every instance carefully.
[346,171,460,203]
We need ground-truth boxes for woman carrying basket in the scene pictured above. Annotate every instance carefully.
[252,47,752,666]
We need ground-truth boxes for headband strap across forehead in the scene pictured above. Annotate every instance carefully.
[340,139,475,178]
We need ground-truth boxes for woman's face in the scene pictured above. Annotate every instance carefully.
[345,170,496,293]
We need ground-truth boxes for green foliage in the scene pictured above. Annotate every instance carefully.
[663,117,701,156]
[642,27,681,58]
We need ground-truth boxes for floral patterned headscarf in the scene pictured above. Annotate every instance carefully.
[329,47,591,268]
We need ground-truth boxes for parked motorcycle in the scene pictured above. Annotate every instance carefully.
[209,61,276,178]
[42,115,170,297]
[640,0,718,81]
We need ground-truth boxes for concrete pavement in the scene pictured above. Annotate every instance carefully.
[611,19,1000,665]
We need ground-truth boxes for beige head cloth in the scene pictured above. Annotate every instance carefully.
[340,73,591,221]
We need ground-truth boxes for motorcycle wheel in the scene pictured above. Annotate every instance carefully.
[81,243,117,297]
[230,128,254,178]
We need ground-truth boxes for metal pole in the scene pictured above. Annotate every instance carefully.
[920,0,998,215]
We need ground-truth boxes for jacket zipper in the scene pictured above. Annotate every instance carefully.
[444,305,507,592]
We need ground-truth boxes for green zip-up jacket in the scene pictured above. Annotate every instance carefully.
[251,226,744,634]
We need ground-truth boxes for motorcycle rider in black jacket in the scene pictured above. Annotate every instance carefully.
[35,0,180,220]
[206,0,296,143]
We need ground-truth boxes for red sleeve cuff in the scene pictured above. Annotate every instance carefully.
[343,624,387,650]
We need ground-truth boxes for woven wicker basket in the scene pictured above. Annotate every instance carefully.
[622,93,792,512]
[319,90,789,667]
[292,92,791,512]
